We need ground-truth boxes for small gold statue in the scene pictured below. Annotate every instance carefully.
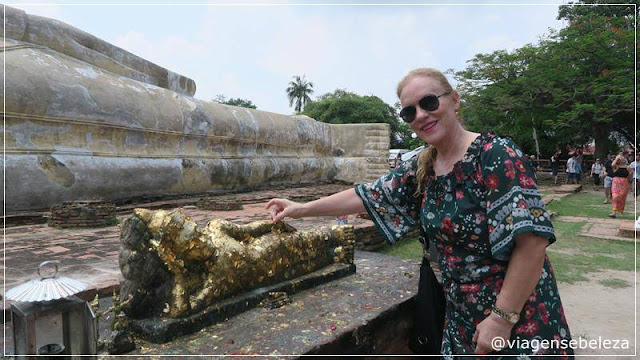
[119,208,354,318]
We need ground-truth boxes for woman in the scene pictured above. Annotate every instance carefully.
[603,154,615,204]
[266,68,573,358]
[609,152,631,218]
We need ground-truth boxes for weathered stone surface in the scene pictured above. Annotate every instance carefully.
[196,198,243,211]
[331,124,390,183]
[0,6,195,96]
[106,330,136,355]
[2,6,390,213]
[127,262,356,343]
[120,251,418,355]
[119,208,356,319]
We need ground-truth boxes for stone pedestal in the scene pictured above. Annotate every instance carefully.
[120,251,421,356]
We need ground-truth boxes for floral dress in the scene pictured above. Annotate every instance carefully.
[355,132,573,359]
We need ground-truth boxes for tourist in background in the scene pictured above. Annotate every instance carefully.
[609,152,631,218]
[590,158,603,190]
[627,152,634,165]
[630,153,640,198]
[529,154,539,172]
[566,154,577,184]
[574,154,583,184]
[603,154,614,204]
[267,68,573,357]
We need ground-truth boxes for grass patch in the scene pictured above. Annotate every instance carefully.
[378,237,423,261]
[546,221,636,283]
[375,221,636,285]
[539,189,553,197]
[598,278,631,288]
[546,191,636,220]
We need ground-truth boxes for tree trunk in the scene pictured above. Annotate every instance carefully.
[531,114,540,158]
[593,122,611,160]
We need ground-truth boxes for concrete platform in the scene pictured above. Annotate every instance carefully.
[3,251,422,357]
[556,216,638,242]
[618,221,639,239]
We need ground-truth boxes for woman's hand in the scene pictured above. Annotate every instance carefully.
[473,232,546,354]
[265,198,306,222]
[265,189,366,223]
[473,313,514,354]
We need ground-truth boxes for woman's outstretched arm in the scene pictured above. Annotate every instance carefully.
[265,188,366,222]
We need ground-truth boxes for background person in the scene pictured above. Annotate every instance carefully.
[609,152,631,218]
[603,154,614,203]
[566,154,577,184]
[630,153,640,198]
[529,154,539,172]
[266,68,573,357]
[574,153,583,184]
[590,158,603,190]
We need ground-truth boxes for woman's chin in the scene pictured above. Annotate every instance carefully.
[419,129,443,146]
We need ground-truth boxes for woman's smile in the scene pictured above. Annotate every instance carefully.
[421,120,438,133]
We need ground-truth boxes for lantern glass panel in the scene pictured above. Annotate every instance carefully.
[35,311,64,352]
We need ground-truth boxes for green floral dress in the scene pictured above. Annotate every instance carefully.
[355,132,573,359]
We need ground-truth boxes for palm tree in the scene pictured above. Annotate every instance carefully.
[286,75,314,113]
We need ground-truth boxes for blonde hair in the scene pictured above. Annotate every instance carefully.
[397,68,455,196]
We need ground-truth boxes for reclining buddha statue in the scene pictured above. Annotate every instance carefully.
[119,208,355,318]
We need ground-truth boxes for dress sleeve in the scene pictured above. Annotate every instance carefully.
[481,137,556,261]
[354,157,421,244]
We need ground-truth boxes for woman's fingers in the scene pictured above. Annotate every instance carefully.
[265,198,297,222]
[265,198,284,211]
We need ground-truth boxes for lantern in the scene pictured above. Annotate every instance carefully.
[6,261,97,358]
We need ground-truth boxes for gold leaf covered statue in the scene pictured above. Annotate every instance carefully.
[119,208,355,318]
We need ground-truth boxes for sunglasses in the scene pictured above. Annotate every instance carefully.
[399,91,452,123]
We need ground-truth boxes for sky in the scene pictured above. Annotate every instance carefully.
[7,0,569,116]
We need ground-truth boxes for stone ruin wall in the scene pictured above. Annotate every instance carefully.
[1,6,390,213]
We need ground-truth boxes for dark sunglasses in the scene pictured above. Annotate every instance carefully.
[399,91,452,123]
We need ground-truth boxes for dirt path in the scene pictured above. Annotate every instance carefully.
[558,270,637,357]
[541,187,638,357]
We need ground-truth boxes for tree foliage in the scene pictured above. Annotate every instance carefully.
[302,90,413,148]
[286,75,314,113]
[212,95,257,109]
[454,0,636,160]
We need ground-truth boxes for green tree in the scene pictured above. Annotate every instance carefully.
[212,95,257,109]
[286,75,314,113]
[553,0,637,159]
[454,45,560,158]
[454,1,635,160]
[558,0,638,22]
[393,100,424,149]
[302,90,412,148]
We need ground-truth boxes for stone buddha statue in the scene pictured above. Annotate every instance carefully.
[119,208,355,318]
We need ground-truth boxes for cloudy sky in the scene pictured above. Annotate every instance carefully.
[8,0,569,115]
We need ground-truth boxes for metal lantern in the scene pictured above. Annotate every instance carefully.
[6,261,97,358]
